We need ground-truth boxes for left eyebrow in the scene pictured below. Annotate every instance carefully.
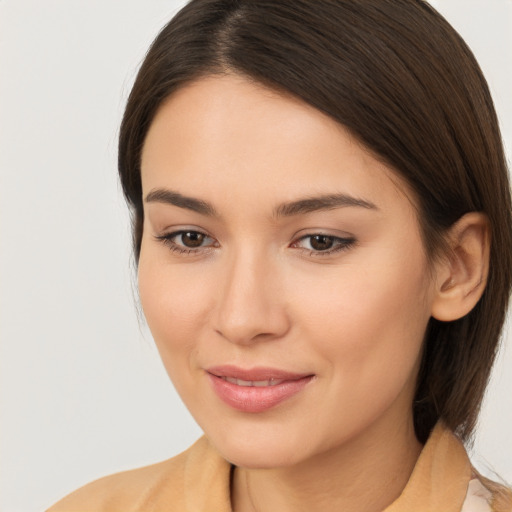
[273,193,378,218]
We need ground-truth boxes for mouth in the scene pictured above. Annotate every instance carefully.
[206,365,314,413]
[219,376,285,387]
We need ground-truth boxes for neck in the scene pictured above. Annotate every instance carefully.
[232,415,422,512]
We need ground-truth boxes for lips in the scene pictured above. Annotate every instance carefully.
[206,365,314,413]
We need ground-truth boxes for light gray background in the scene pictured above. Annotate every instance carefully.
[0,1,510,511]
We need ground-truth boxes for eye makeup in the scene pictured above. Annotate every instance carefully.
[154,229,356,259]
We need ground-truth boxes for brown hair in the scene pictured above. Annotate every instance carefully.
[118,0,512,445]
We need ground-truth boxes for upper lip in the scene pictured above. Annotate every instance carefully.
[206,365,313,381]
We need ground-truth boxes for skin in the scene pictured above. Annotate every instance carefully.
[137,74,487,512]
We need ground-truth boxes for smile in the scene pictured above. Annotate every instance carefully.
[206,366,314,413]
[221,377,284,387]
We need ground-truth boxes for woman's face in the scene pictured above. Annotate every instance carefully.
[138,75,436,468]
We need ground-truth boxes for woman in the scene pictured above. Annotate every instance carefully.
[48,0,512,510]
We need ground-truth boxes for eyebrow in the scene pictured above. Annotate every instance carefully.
[145,188,378,217]
[145,188,218,216]
[273,194,378,217]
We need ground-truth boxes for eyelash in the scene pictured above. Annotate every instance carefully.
[292,234,356,257]
[154,231,218,255]
[154,230,356,257]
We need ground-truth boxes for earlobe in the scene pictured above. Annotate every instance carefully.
[431,212,490,322]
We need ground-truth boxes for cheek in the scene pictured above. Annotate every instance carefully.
[138,256,218,416]
[137,250,213,367]
[295,244,432,388]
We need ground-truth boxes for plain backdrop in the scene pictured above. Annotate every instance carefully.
[0,1,511,511]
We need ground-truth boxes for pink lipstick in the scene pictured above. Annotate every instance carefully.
[206,365,314,413]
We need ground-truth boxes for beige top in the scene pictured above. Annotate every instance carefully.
[47,423,509,512]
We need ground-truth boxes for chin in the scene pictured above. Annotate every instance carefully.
[220,443,302,469]
[204,425,315,469]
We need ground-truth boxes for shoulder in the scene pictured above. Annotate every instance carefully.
[46,453,187,512]
[46,436,233,512]
[463,474,512,512]
[462,477,494,512]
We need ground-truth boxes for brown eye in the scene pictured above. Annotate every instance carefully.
[291,233,355,256]
[309,235,334,251]
[155,230,217,254]
[180,231,206,247]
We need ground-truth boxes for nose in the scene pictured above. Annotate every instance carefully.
[213,247,290,345]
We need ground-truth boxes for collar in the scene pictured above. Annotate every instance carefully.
[383,422,472,512]
[182,422,472,511]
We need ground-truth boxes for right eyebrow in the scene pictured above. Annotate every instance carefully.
[145,188,219,217]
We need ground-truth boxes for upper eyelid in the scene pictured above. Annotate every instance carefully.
[295,233,353,241]
[158,228,212,239]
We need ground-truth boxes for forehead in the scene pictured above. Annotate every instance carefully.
[141,74,415,216]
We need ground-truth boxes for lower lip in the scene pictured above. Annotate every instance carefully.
[207,374,314,413]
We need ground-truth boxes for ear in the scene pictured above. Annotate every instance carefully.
[431,212,490,322]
